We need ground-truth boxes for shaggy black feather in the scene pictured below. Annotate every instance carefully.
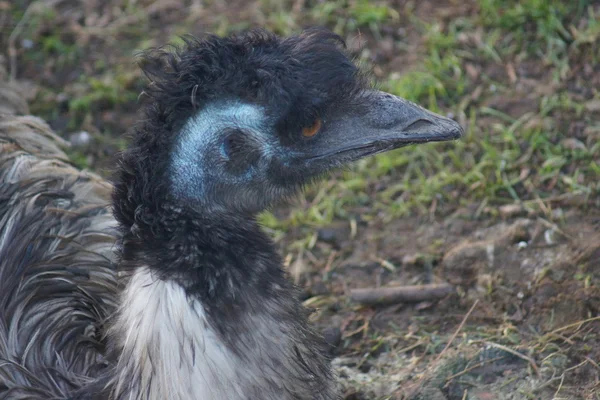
[137,28,365,141]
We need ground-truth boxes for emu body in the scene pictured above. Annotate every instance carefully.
[0,28,462,399]
[0,113,118,399]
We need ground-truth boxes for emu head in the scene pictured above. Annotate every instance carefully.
[116,28,462,221]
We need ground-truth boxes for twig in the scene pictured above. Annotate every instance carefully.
[398,300,478,399]
[349,218,357,239]
[531,375,564,393]
[537,217,573,242]
[546,316,600,336]
[585,357,600,371]
[349,283,454,306]
[435,300,479,364]
[323,250,337,272]
[564,359,589,373]
[341,313,373,339]
[484,341,540,378]
[373,256,396,272]
[395,338,429,355]
[546,332,575,345]
[533,360,589,395]
[552,374,565,398]
[444,355,505,386]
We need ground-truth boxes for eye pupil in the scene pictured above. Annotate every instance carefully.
[302,118,322,138]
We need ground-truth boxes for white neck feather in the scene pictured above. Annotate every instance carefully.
[110,267,243,400]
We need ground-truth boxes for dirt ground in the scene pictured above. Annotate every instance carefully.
[2,0,600,399]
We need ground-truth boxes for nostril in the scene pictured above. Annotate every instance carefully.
[404,119,434,132]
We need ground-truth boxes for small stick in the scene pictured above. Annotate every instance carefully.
[546,316,600,336]
[585,356,600,371]
[435,299,479,364]
[323,250,337,272]
[397,300,478,399]
[444,356,505,386]
[349,283,454,306]
[485,341,540,378]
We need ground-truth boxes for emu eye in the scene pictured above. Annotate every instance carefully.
[302,118,322,138]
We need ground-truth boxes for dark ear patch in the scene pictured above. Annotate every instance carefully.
[223,129,261,175]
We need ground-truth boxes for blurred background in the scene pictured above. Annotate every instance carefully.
[2,1,600,398]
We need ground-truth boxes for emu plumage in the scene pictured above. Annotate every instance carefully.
[0,29,461,399]
[0,108,118,398]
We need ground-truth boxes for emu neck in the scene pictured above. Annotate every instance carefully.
[119,210,281,302]
[108,209,327,400]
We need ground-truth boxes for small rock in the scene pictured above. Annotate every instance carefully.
[585,99,600,112]
[401,253,423,266]
[56,92,69,105]
[561,138,586,150]
[442,241,493,286]
[317,228,338,243]
[414,301,435,311]
[544,229,555,245]
[21,39,34,49]
[499,204,525,219]
[69,131,91,150]
[379,37,394,56]
[552,208,564,219]
[317,222,350,247]
[497,219,531,245]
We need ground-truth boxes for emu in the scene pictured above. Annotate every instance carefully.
[0,29,462,399]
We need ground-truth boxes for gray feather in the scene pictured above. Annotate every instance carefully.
[0,100,119,398]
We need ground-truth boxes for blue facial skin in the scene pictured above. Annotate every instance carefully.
[170,101,273,201]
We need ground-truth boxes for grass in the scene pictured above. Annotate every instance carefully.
[310,0,399,36]
[260,0,600,233]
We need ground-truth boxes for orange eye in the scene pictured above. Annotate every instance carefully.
[302,118,322,138]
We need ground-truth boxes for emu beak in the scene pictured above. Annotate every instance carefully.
[306,90,463,164]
